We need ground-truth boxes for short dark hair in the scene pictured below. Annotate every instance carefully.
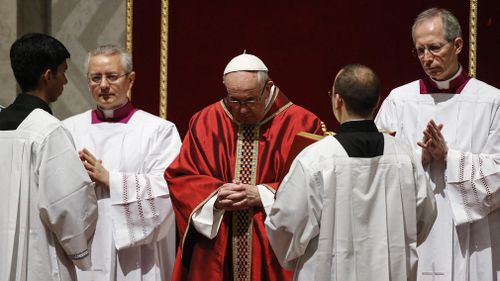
[334,64,380,116]
[10,33,70,92]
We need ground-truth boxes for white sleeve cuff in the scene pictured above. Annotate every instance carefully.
[109,171,123,203]
[257,184,275,216]
[192,195,225,239]
[444,149,462,183]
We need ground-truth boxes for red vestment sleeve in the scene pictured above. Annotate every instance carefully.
[165,109,232,240]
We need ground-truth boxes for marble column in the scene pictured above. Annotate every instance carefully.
[51,0,126,119]
[0,0,18,107]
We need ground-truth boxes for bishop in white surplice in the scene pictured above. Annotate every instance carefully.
[376,75,500,280]
[64,106,181,281]
[63,45,182,281]
[375,8,500,281]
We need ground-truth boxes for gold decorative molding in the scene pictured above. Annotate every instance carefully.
[126,0,133,98]
[468,0,478,77]
[159,0,169,119]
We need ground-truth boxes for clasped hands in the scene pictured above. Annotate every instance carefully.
[79,148,110,189]
[417,120,448,166]
[214,180,262,211]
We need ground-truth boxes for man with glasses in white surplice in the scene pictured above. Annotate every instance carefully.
[63,45,182,281]
[376,8,500,281]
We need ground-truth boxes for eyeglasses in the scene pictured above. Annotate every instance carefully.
[328,90,338,98]
[412,42,451,58]
[88,72,130,84]
[225,82,267,107]
[226,97,259,107]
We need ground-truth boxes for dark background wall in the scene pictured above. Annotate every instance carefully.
[132,0,499,137]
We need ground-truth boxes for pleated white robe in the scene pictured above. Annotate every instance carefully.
[63,110,181,281]
[0,109,98,281]
[376,78,500,281]
[265,134,436,281]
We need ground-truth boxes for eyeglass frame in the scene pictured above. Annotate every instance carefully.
[412,41,453,58]
[328,90,339,98]
[88,72,130,84]
[224,81,268,107]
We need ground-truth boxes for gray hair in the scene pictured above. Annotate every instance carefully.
[412,8,462,43]
[222,70,269,87]
[85,44,132,74]
[256,71,269,87]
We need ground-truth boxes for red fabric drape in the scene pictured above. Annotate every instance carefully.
[131,1,499,137]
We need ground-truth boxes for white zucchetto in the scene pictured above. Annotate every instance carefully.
[223,52,268,75]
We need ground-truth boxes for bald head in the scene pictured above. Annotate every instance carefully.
[333,64,380,117]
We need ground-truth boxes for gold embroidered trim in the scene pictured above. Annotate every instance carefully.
[220,100,235,123]
[232,125,259,281]
[234,125,259,186]
[259,101,293,126]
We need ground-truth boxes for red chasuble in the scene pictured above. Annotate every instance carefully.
[165,88,322,281]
